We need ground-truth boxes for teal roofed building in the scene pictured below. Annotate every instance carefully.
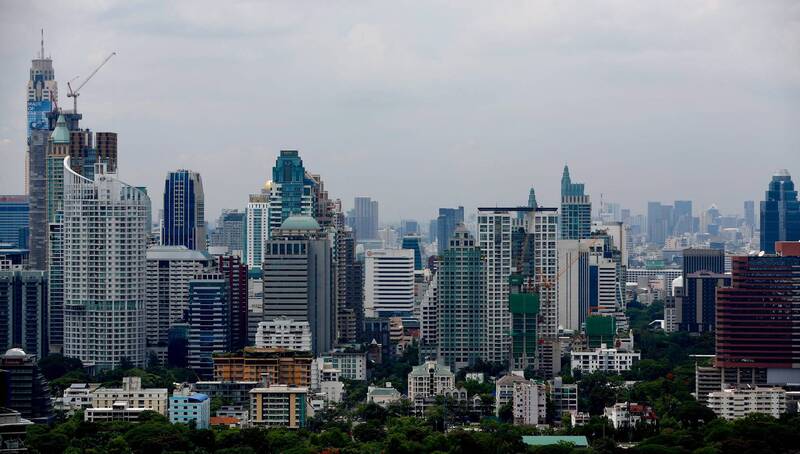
[279,215,321,231]
[50,115,70,144]
[522,436,589,447]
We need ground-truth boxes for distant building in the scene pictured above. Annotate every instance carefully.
[570,344,640,374]
[53,383,97,415]
[400,235,424,271]
[367,383,402,407]
[0,348,52,423]
[255,317,312,351]
[351,196,379,241]
[0,196,29,249]
[91,377,168,415]
[436,206,464,255]
[675,271,730,332]
[187,272,230,379]
[549,377,578,419]
[249,385,309,428]
[211,209,245,254]
[364,249,415,318]
[560,165,591,240]
[760,169,800,253]
[161,170,206,251]
[318,350,367,381]
[707,386,786,420]
[213,347,312,386]
[216,255,249,351]
[407,360,455,402]
[603,402,657,429]
[193,381,258,408]
[84,402,148,423]
[512,379,547,426]
[0,271,48,357]
[169,386,211,429]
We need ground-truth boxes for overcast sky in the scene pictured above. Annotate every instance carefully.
[1,1,799,226]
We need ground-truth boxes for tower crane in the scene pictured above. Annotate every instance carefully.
[66,52,116,114]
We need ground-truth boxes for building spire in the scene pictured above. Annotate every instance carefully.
[40,29,44,59]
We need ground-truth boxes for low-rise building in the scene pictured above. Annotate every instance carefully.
[213,347,312,386]
[318,350,367,381]
[407,360,454,402]
[254,316,312,351]
[512,380,547,426]
[603,402,657,429]
[367,383,401,407]
[53,383,99,415]
[92,377,168,415]
[85,401,148,423]
[169,386,211,429]
[465,372,484,383]
[0,407,33,453]
[249,385,309,429]
[707,387,787,420]
[495,372,528,415]
[194,381,259,407]
[570,344,640,374]
[570,411,590,427]
[549,377,578,420]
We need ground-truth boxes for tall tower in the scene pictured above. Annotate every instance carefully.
[436,206,464,255]
[353,197,379,241]
[162,170,206,251]
[269,151,316,234]
[560,165,591,240]
[62,158,150,368]
[760,169,800,254]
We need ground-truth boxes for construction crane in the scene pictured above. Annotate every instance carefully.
[66,52,116,114]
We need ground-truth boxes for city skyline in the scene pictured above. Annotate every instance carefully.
[1,1,799,223]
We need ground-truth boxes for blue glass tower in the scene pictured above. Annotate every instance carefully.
[272,150,312,220]
[561,165,591,240]
[401,235,424,270]
[760,169,800,253]
[436,206,464,255]
[0,196,29,248]
[162,170,206,251]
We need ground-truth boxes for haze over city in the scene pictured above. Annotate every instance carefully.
[1,0,799,223]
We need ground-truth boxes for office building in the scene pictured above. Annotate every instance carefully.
[213,347,313,385]
[352,196,379,241]
[744,200,756,230]
[707,387,786,420]
[63,159,149,369]
[760,169,800,253]
[437,225,483,371]
[262,216,333,354]
[187,272,230,379]
[673,200,693,235]
[0,196,29,249]
[715,243,800,381]
[0,271,47,357]
[249,385,309,428]
[675,272,730,332]
[145,246,212,348]
[211,209,245,254]
[0,348,52,423]
[216,255,248,351]
[570,344,640,374]
[269,151,316,234]
[560,165,591,240]
[682,248,724,276]
[647,202,673,246]
[91,376,168,415]
[400,235,424,271]
[255,317,312,351]
[334,229,363,344]
[556,240,590,332]
[162,170,206,251]
[436,206,464,255]
[364,249,415,318]
[400,219,419,237]
[169,387,211,429]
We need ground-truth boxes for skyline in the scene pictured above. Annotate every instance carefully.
[2,1,799,223]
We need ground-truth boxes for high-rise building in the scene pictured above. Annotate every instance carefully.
[673,200,693,235]
[25,33,57,203]
[478,209,513,365]
[269,151,316,231]
[334,229,363,344]
[437,224,483,371]
[187,272,230,379]
[557,240,590,332]
[0,348,52,424]
[62,158,149,369]
[216,254,248,351]
[352,197,379,241]
[529,208,560,376]
[245,191,269,269]
[364,249,415,318]
[436,206,464,255]
[743,200,756,230]
[145,245,212,349]
[682,248,724,277]
[0,196,29,249]
[0,271,48,357]
[647,202,673,246]
[400,235,424,271]
[262,216,334,354]
[162,170,206,251]
[675,272,730,332]
[560,166,591,240]
[211,209,245,254]
[760,169,800,253]
[400,220,419,237]
[715,242,800,380]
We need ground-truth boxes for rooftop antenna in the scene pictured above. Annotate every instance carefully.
[40,29,44,59]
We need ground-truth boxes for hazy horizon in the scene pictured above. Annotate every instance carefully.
[2,1,799,225]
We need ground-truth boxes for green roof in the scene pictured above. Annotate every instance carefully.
[50,114,70,144]
[279,215,320,231]
[585,315,616,337]
[521,436,589,447]
[509,292,539,314]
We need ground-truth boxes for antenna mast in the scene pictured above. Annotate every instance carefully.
[40,29,44,59]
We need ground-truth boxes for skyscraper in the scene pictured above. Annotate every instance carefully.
[400,235,424,271]
[262,216,334,354]
[437,224,483,371]
[560,166,591,240]
[210,209,245,254]
[743,200,755,230]
[187,271,230,379]
[364,249,415,318]
[245,191,269,269]
[436,206,464,255]
[760,169,800,254]
[673,200,693,235]
[162,170,206,251]
[557,240,590,332]
[647,202,673,246]
[216,254,248,351]
[0,271,48,357]
[270,151,316,229]
[682,248,725,277]
[335,229,363,344]
[62,158,149,368]
[352,197,379,241]
[0,196,29,249]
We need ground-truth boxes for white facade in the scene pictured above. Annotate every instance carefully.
[407,360,455,401]
[557,240,589,332]
[528,209,559,339]
[512,380,547,426]
[318,351,367,381]
[419,272,438,343]
[364,249,415,317]
[145,245,211,346]
[603,402,656,429]
[255,316,312,351]
[54,383,98,415]
[91,377,168,415]
[85,402,147,423]
[63,159,149,368]
[707,387,787,420]
[478,211,513,364]
[570,344,640,374]
[592,255,619,316]
[245,192,269,269]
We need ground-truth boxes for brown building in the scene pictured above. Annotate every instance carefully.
[213,347,312,386]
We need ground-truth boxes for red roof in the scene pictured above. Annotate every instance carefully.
[210,416,240,425]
